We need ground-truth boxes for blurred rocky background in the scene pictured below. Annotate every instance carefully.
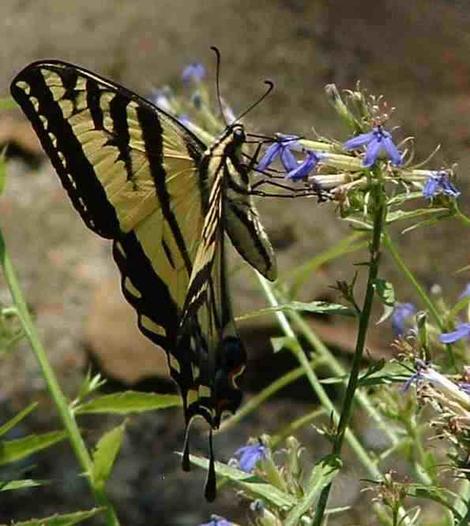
[1,0,470,524]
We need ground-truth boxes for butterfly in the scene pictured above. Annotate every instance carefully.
[10,60,276,499]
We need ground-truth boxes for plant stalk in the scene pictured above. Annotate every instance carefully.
[0,230,119,526]
[313,180,386,525]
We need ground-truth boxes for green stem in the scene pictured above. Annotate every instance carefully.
[383,232,456,369]
[383,233,442,328]
[313,180,386,525]
[0,230,119,526]
[287,309,400,447]
[257,275,381,479]
[454,206,470,227]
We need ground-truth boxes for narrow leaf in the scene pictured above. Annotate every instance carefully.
[186,454,296,509]
[91,424,125,489]
[0,479,44,491]
[374,279,395,325]
[386,207,450,224]
[285,455,341,526]
[0,402,38,437]
[75,391,181,414]
[9,508,103,526]
[406,484,462,519]
[270,336,298,354]
[0,431,66,466]
[237,301,355,322]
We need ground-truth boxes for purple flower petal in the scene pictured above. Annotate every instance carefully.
[423,176,440,199]
[382,136,403,166]
[182,63,206,84]
[439,323,470,343]
[363,138,382,168]
[286,151,320,181]
[233,442,267,473]
[149,89,173,112]
[391,302,416,336]
[257,143,282,171]
[439,323,470,344]
[199,516,233,526]
[343,131,375,150]
[423,171,460,199]
[178,114,191,126]
[280,147,298,172]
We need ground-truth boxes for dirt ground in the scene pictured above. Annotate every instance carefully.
[1,1,470,524]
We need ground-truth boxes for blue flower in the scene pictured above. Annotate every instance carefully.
[199,516,233,526]
[286,151,325,181]
[391,302,416,336]
[182,63,206,84]
[344,126,402,167]
[439,323,470,344]
[232,441,267,473]
[257,136,299,173]
[422,171,460,199]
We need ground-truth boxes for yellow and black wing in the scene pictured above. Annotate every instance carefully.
[10,60,211,410]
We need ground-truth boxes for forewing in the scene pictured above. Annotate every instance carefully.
[10,60,208,393]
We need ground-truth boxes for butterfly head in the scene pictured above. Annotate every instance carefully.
[230,123,245,145]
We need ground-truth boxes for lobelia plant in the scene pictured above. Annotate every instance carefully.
[2,59,470,526]
[174,76,470,524]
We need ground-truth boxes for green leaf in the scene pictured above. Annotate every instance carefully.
[270,336,298,354]
[374,279,395,325]
[406,484,462,519]
[387,191,424,206]
[284,455,341,526]
[75,391,181,414]
[0,431,66,466]
[187,454,296,509]
[0,402,38,437]
[237,301,355,322]
[357,361,408,387]
[9,508,103,526]
[90,424,125,490]
[0,479,44,491]
[386,207,450,224]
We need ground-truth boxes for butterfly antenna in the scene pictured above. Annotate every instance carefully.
[210,46,228,126]
[234,79,274,123]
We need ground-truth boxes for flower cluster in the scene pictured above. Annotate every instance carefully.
[253,85,461,220]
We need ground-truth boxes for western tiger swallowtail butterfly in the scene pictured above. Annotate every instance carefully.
[10,59,276,500]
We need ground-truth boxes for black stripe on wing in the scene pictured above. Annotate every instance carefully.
[11,65,121,238]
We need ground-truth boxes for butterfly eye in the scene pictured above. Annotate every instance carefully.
[232,126,245,142]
